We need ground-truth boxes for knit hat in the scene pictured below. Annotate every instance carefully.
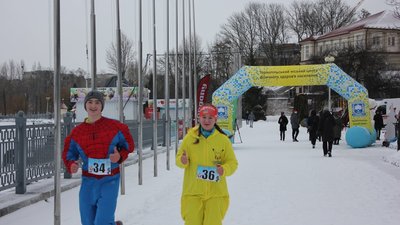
[84,90,105,111]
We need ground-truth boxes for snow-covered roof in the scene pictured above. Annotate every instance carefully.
[309,10,400,41]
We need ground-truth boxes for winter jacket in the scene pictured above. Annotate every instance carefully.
[278,115,288,131]
[333,117,343,139]
[176,125,238,198]
[307,113,319,142]
[373,113,384,130]
[290,113,300,129]
[318,111,336,142]
[63,117,134,179]
[248,112,255,121]
[307,114,319,132]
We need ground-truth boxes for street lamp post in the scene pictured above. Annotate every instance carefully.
[324,55,335,112]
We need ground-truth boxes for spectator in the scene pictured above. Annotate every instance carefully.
[245,110,250,125]
[290,109,300,142]
[373,110,384,140]
[333,112,343,145]
[318,110,336,157]
[307,109,319,149]
[248,111,255,128]
[278,112,288,141]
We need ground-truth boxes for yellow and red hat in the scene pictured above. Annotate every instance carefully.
[199,104,218,118]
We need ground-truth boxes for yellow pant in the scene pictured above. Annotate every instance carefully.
[181,196,229,225]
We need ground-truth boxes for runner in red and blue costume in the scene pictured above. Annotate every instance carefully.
[63,90,134,225]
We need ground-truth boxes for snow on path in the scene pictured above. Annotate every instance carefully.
[1,120,399,225]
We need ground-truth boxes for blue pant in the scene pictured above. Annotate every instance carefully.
[79,174,120,225]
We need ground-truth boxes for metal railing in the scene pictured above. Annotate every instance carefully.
[0,111,177,193]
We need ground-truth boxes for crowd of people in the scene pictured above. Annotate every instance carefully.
[277,108,344,157]
[244,107,345,157]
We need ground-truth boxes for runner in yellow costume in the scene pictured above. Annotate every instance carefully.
[176,104,238,225]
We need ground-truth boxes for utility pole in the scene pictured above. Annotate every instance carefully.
[90,0,97,90]
[53,0,61,224]
[152,0,158,177]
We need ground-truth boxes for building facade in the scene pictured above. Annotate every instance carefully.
[299,10,400,69]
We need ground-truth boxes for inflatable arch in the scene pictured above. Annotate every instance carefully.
[212,64,374,148]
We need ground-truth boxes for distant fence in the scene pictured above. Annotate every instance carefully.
[0,111,177,193]
[0,113,52,120]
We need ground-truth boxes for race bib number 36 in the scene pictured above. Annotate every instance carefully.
[88,158,111,175]
[197,165,220,182]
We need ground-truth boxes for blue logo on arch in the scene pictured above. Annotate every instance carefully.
[351,102,366,117]
[217,105,228,119]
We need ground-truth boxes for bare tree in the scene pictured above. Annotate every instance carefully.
[0,62,9,78]
[358,9,371,20]
[220,2,260,65]
[319,0,356,33]
[287,0,356,41]
[0,60,24,80]
[287,1,320,42]
[106,32,135,79]
[386,0,400,17]
[257,3,289,65]
[208,37,237,87]
[156,35,206,99]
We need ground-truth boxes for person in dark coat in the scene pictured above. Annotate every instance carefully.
[318,110,336,157]
[290,109,300,142]
[248,111,255,128]
[333,112,343,145]
[307,109,319,149]
[278,112,288,141]
[245,110,250,125]
[317,110,323,142]
[373,110,384,140]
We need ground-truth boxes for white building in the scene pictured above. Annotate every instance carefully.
[70,87,150,122]
[299,10,400,69]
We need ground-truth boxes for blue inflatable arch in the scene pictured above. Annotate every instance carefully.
[212,64,373,148]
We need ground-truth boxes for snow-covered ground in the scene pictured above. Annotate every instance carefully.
[1,116,400,225]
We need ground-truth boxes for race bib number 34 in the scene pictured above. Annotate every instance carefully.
[88,158,111,175]
[197,165,220,182]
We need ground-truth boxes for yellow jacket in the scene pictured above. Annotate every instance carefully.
[176,126,238,198]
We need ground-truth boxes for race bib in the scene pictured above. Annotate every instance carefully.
[88,158,111,175]
[197,165,220,182]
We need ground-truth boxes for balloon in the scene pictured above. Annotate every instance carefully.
[345,126,372,148]
[369,129,377,145]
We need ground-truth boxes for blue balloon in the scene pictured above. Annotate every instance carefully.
[345,126,371,148]
[369,129,377,145]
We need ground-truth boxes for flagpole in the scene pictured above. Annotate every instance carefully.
[192,0,198,124]
[115,0,125,195]
[182,0,186,136]
[137,0,144,185]
[90,0,97,90]
[165,0,171,170]
[53,1,61,224]
[175,0,179,154]
[152,0,158,177]
[188,0,193,127]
